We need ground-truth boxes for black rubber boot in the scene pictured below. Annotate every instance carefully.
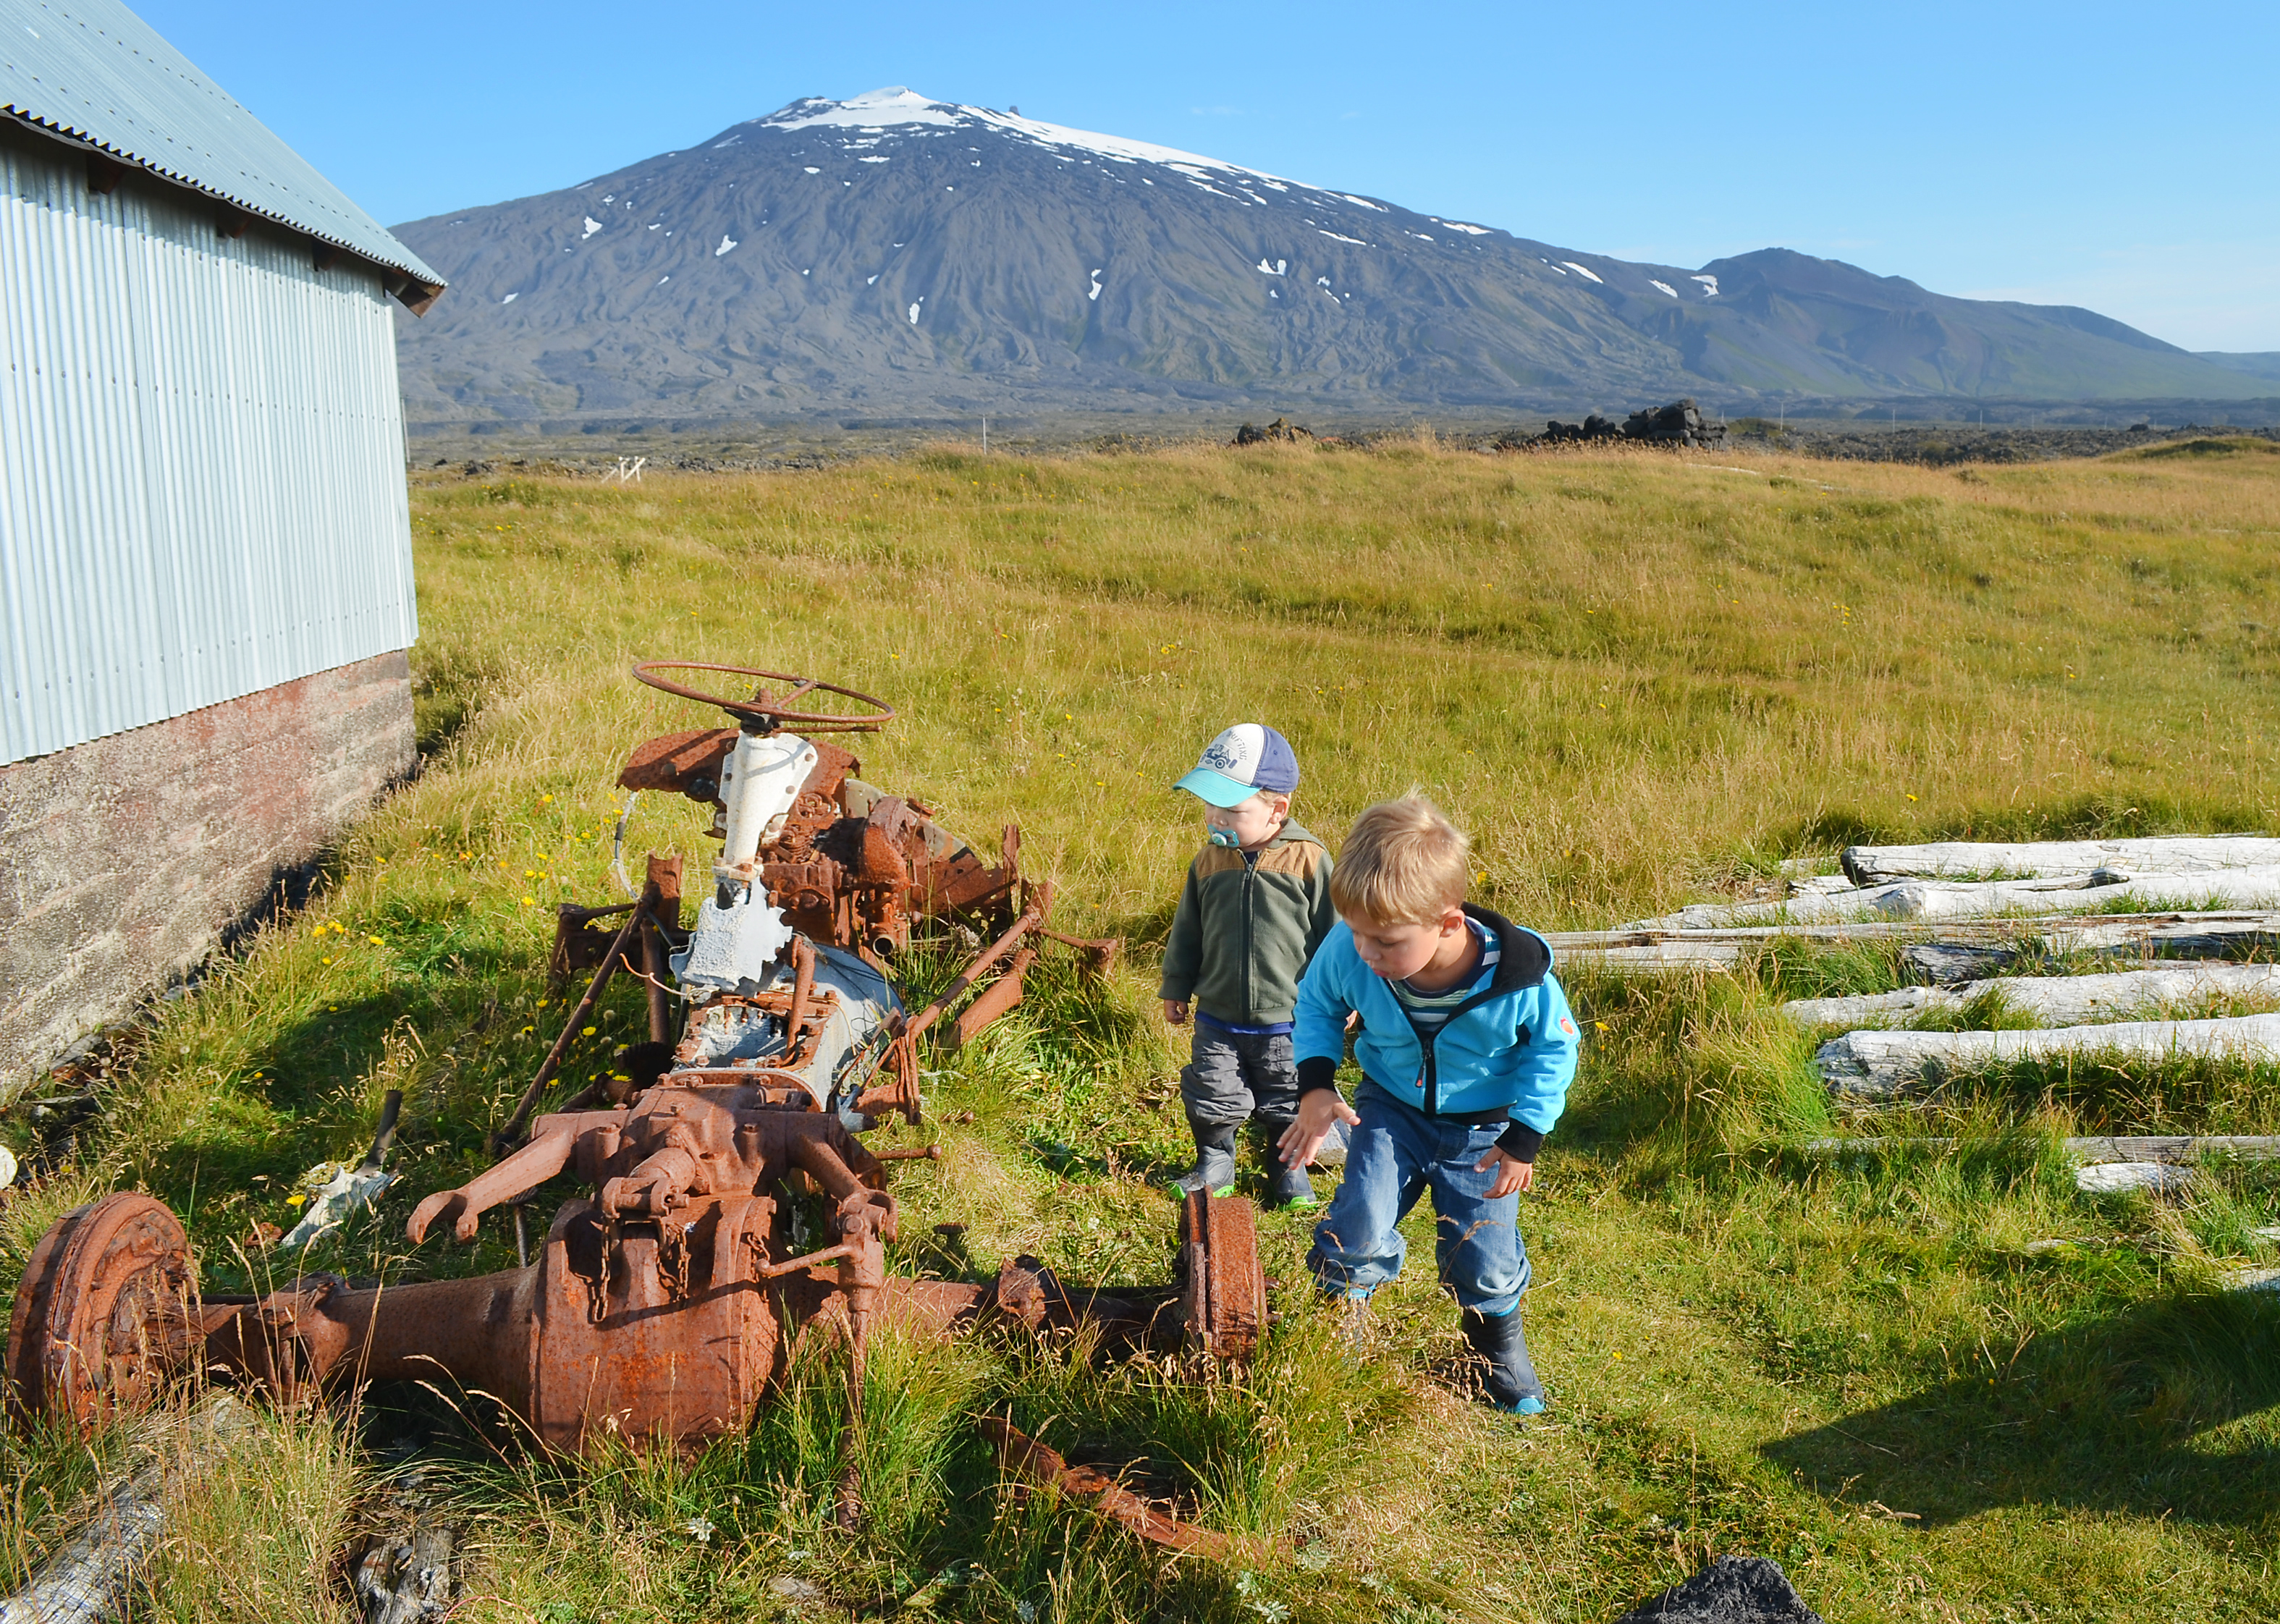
[1257,1117,1318,1209]
[1461,1307,1547,1414]
[1170,1121,1238,1198]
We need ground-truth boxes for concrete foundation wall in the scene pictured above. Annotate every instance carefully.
[0,649,414,1100]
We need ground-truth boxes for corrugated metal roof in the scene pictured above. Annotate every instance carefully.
[0,0,442,294]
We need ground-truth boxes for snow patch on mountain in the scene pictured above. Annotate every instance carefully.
[1692,274,1720,296]
[1650,280,1678,297]
[1561,261,1604,284]
[757,85,1318,191]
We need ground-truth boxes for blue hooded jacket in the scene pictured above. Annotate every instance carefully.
[1293,905,1580,1159]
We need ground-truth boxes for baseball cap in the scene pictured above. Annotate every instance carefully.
[1175,724,1300,808]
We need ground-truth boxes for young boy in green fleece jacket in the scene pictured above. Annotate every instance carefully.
[1157,724,1340,1206]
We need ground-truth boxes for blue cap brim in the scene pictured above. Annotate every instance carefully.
[1175,769,1262,808]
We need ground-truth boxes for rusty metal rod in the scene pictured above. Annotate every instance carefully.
[753,1241,858,1280]
[641,910,672,1045]
[868,1145,942,1162]
[791,1137,867,1202]
[784,936,815,1052]
[900,883,1052,1044]
[950,947,1031,1049]
[494,902,646,1152]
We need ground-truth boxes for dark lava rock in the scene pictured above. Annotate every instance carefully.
[1621,398,1727,447]
[1232,417,1314,445]
[1612,1556,1823,1624]
[1506,400,1727,449]
[1533,413,1623,444]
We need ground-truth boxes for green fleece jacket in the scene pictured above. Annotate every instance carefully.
[1157,821,1336,1026]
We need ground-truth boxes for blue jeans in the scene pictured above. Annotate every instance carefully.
[1306,1079,1530,1315]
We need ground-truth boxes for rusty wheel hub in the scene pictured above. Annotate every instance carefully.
[1178,1189,1268,1361]
[5,1193,194,1429]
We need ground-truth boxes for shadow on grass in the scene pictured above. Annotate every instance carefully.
[1765,1287,2280,1526]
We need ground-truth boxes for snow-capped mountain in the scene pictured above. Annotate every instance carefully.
[392,87,2264,426]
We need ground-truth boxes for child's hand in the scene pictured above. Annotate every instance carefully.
[1474,1146,1535,1198]
[1277,1091,1361,1169]
[1162,999,1188,1026]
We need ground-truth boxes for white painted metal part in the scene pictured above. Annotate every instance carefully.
[715,732,818,874]
[672,889,796,999]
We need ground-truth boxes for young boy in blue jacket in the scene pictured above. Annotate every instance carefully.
[1277,795,1580,1413]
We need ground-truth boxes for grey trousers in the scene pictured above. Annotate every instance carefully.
[1180,1025,1301,1130]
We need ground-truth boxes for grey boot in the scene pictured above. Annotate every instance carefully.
[1170,1121,1238,1198]
[1461,1307,1547,1415]
[1257,1117,1318,1209]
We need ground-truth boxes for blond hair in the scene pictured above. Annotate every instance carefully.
[1330,795,1471,925]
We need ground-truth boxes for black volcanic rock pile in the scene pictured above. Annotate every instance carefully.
[1611,1557,1824,1624]
[1231,417,1315,445]
[1621,399,1726,446]
[1537,413,1623,443]
[1503,399,1726,450]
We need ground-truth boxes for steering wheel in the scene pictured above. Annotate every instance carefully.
[632,661,895,733]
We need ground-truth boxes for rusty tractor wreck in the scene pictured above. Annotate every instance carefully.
[6,663,1270,1552]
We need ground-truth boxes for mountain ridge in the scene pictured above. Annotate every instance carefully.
[391,88,2270,425]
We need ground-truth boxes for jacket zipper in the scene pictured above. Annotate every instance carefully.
[1240,849,1258,1020]
[1399,913,1529,1118]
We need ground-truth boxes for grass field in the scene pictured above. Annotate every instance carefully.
[6,433,2280,1622]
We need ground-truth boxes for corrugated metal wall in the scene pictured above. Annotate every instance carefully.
[0,124,418,765]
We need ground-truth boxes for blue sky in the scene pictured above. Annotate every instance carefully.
[140,0,2278,351]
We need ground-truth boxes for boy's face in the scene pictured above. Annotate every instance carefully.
[1344,905,1467,981]
[1203,792,1288,850]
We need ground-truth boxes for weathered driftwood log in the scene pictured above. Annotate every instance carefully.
[1843,837,2280,887]
[1815,1013,2280,1100]
[1800,1133,2280,1164]
[1625,869,2280,931]
[1782,964,2280,1028]
[1550,913,2280,978]
[1800,1133,2280,1197]
[1902,943,2020,984]
[2074,1162,2196,1196]
[1907,915,2280,980]
[0,1396,250,1624]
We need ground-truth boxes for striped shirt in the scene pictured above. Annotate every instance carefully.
[1388,920,1500,1034]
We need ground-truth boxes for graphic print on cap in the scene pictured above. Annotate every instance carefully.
[1175,724,1300,808]
[1199,733,1244,772]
